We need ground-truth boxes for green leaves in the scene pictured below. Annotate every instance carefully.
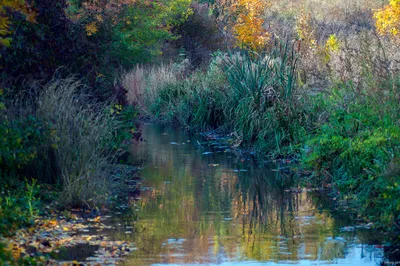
[303,81,400,230]
[68,0,192,67]
[0,116,48,171]
[0,179,41,237]
[220,40,298,111]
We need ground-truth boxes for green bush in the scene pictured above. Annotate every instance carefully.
[0,179,41,237]
[110,104,139,150]
[1,77,138,208]
[303,82,400,229]
[0,116,48,172]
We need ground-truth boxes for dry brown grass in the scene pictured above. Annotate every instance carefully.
[298,31,400,92]
[329,33,400,87]
[122,65,146,105]
[122,64,178,114]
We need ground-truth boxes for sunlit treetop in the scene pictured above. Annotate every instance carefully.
[211,0,270,51]
[232,0,270,51]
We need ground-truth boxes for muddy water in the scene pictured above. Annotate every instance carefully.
[122,123,384,266]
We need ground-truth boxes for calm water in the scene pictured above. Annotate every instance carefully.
[121,123,384,266]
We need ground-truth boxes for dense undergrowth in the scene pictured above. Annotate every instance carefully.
[0,77,138,263]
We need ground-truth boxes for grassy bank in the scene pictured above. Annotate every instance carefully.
[0,77,138,263]
[1,77,137,208]
[122,33,400,247]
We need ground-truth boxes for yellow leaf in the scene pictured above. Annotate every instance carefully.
[0,37,12,47]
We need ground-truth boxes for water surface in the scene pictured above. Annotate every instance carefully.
[123,123,384,266]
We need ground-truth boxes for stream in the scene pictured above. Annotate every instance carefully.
[116,123,386,266]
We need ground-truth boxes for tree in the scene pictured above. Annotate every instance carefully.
[211,0,270,51]
[68,0,193,65]
[232,0,270,51]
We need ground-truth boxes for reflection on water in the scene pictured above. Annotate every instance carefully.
[123,123,384,266]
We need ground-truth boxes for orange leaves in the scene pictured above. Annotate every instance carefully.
[374,0,400,40]
[213,0,270,51]
[73,0,192,37]
[232,0,270,50]
[9,243,22,260]
[89,216,101,222]
[70,0,137,36]
[296,12,313,41]
[0,0,37,23]
[2,212,135,264]
[43,219,59,227]
[233,1,270,50]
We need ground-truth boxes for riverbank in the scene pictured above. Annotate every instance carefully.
[0,166,141,264]
[122,39,400,258]
[115,123,390,265]
[0,77,141,264]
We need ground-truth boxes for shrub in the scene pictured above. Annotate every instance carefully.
[122,63,184,113]
[0,115,48,173]
[0,179,41,237]
[303,80,400,229]
[172,2,225,68]
[36,77,129,207]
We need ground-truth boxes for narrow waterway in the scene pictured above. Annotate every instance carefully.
[122,123,384,265]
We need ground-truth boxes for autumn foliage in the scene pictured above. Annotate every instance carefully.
[212,0,270,51]
[374,0,400,40]
[66,0,192,64]
[232,0,270,50]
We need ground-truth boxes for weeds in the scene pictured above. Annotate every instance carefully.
[303,80,400,230]
[36,77,127,207]
[122,64,178,111]
[124,40,303,154]
[1,75,137,209]
[0,179,41,237]
[220,40,298,109]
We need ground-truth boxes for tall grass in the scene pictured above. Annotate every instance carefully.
[220,40,298,108]
[36,77,123,207]
[122,64,178,112]
[123,41,305,155]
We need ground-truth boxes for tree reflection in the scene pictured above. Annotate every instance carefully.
[122,124,383,265]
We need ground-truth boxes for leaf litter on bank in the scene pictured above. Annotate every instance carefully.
[1,211,136,265]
